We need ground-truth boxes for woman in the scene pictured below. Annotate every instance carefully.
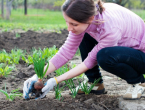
[23,0,145,100]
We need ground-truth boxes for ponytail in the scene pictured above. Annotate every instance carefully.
[97,0,105,14]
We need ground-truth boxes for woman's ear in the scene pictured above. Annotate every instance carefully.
[88,16,94,24]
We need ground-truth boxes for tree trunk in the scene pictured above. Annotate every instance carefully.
[6,0,10,20]
[1,0,4,18]
[12,0,18,10]
[24,0,27,15]
[6,0,14,20]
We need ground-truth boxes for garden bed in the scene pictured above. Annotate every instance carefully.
[0,30,129,110]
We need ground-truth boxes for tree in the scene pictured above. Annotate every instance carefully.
[140,0,145,9]
[104,0,129,7]
[54,0,65,7]
[12,0,18,10]
[24,0,27,15]
[6,0,14,20]
[1,0,4,18]
[125,0,145,9]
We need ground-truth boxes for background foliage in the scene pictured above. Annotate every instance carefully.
[4,0,145,10]
[0,0,145,32]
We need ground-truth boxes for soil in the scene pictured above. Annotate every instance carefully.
[0,30,68,52]
[0,30,131,110]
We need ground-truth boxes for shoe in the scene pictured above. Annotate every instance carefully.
[76,80,106,95]
[123,83,145,100]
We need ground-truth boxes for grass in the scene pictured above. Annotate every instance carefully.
[132,9,145,20]
[6,9,65,24]
[0,8,66,31]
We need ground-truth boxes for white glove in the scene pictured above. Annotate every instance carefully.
[37,78,57,99]
[23,74,38,99]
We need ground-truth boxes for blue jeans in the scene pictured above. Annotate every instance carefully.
[79,33,145,84]
[79,33,103,83]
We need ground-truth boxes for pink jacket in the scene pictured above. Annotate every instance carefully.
[50,3,145,69]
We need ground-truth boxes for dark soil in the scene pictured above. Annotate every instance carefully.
[1,95,120,110]
[0,30,122,110]
[0,29,68,52]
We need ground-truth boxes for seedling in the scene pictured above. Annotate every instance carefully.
[0,84,22,101]
[15,33,21,38]
[33,52,49,97]
[0,51,12,64]
[10,49,23,64]
[55,84,62,100]
[22,55,33,65]
[0,63,15,78]
[54,84,67,101]
[80,78,101,95]
[65,78,80,98]
[55,64,80,98]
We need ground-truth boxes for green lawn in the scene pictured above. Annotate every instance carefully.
[0,9,145,32]
[132,9,145,20]
[0,9,66,32]
[7,9,65,24]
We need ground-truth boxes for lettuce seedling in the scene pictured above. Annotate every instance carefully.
[0,63,15,78]
[0,53,12,64]
[10,49,23,64]
[22,55,33,65]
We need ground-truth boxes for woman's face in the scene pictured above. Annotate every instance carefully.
[63,12,93,35]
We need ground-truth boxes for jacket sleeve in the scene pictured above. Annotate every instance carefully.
[50,31,84,69]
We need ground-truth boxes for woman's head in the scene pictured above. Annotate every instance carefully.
[62,0,96,23]
[62,0,105,34]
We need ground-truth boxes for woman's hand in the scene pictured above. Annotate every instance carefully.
[23,74,38,99]
[37,78,57,99]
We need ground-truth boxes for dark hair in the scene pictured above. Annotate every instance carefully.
[97,0,105,14]
[61,0,105,23]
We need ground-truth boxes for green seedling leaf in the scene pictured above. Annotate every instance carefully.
[33,52,49,79]
[65,78,80,98]
[80,77,101,95]
[0,84,22,101]
[55,84,63,101]
[0,64,15,78]
[15,33,21,38]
